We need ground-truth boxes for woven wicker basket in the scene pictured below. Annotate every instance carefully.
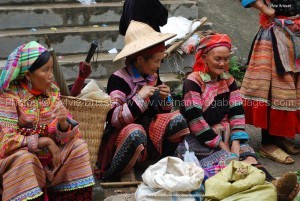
[60,95,111,169]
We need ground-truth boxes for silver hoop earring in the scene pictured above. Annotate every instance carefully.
[28,79,32,90]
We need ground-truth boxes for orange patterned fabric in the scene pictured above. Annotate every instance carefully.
[0,82,94,201]
[193,34,231,72]
[240,16,300,137]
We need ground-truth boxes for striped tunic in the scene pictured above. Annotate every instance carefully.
[180,72,248,148]
[97,65,188,178]
[0,82,94,201]
[240,0,300,137]
[106,64,172,130]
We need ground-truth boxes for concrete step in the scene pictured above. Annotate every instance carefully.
[56,53,194,81]
[0,1,198,30]
[68,72,183,92]
[0,51,195,80]
[0,2,123,30]
[0,25,124,59]
[0,0,121,5]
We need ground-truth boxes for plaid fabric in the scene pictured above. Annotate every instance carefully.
[203,165,226,178]
[273,17,300,73]
[98,111,189,180]
[149,110,187,154]
[241,16,300,137]
[0,41,47,91]
[193,34,232,72]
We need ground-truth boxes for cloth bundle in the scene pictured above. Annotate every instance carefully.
[204,161,277,201]
[77,0,96,5]
[76,79,110,100]
[135,157,204,201]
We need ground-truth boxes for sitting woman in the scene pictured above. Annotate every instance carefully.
[0,41,94,201]
[178,34,299,201]
[97,21,190,180]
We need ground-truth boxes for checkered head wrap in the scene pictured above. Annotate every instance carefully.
[0,41,47,91]
[193,34,232,72]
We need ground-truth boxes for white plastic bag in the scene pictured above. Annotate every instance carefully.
[77,0,96,5]
[183,140,200,167]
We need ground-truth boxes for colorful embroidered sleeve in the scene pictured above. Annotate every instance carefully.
[182,78,221,148]
[106,74,148,129]
[47,99,80,144]
[54,117,80,145]
[158,95,173,113]
[0,93,27,158]
[240,0,256,8]
[228,79,249,142]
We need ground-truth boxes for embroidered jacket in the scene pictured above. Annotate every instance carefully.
[106,64,172,130]
[0,82,80,158]
[180,72,248,148]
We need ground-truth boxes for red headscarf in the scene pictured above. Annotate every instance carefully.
[193,34,232,72]
[125,43,165,65]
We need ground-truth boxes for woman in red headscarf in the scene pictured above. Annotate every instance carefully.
[178,34,299,201]
[179,34,258,173]
[96,21,190,180]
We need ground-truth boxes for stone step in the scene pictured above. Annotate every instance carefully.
[59,53,194,81]
[62,53,194,81]
[0,52,195,80]
[68,72,183,92]
[0,25,124,59]
[0,0,121,5]
[0,1,198,30]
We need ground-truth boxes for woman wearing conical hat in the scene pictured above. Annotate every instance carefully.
[97,21,190,180]
[0,41,94,200]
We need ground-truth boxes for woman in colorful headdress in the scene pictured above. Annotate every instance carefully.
[0,41,94,201]
[240,0,300,164]
[178,34,299,201]
[96,21,190,180]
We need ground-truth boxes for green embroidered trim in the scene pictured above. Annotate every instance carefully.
[199,72,211,82]
[185,105,202,112]
[220,72,232,79]
[199,72,231,82]
[56,182,95,192]
[270,105,298,111]
[240,94,269,103]
[25,192,43,201]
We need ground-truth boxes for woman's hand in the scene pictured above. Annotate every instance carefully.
[261,5,275,21]
[38,137,61,166]
[53,103,69,131]
[231,140,240,156]
[138,85,159,99]
[252,0,275,21]
[218,141,230,152]
[158,84,170,100]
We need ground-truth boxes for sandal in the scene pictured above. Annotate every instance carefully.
[272,172,300,201]
[259,147,294,164]
[277,138,300,155]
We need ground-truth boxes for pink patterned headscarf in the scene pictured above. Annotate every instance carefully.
[0,41,47,91]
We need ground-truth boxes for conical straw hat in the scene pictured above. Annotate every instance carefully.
[113,21,176,62]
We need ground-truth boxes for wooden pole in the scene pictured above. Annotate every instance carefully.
[44,35,70,96]
[100,181,142,188]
